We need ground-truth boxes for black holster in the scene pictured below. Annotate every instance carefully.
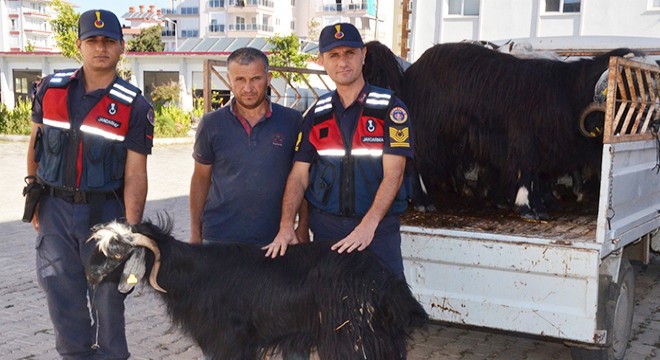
[22,181,45,223]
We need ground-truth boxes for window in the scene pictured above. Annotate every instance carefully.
[291,0,295,5]
[13,70,41,105]
[208,0,225,7]
[448,0,479,16]
[235,16,245,30]
[143,71,179,104]
[180,29,199,37]
[545,0,581,13]
[180,7,199,14]
[290,20,295,30]
[652,0,660,7]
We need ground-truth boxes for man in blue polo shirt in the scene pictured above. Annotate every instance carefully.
[190,47,306,246]
[264,23,414,280]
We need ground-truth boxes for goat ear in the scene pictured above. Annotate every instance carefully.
[118,248,146,294]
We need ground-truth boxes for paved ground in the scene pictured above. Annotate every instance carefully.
[1,140,659,360]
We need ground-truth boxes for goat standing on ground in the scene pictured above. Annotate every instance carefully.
[86,219,428,360]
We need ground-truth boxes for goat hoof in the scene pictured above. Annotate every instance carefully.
[535,211,551,221]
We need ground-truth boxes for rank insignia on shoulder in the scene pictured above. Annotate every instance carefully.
[389,106,408,124]
[389,127,410,148]
[295,131,303,152]
[146,109,155,126]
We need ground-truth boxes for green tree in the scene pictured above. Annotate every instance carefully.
[267,34,311,81]
[24,41,35,52]
[307,18,321,41]
[49,0,82,63]
[126,25,164,52]
[267,34,311,105]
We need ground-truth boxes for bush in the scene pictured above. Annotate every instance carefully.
[0,98,32,135]
[151,81,181,108]
[154,103,192,138]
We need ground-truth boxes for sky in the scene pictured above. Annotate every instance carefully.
[70,0,177,25]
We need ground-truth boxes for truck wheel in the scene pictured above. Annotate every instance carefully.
[570,259,635,360]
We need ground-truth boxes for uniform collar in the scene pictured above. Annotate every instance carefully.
[331,82,371,111]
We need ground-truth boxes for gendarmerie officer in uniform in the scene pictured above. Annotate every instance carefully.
[25,9,154,359]
[264,23,414,281]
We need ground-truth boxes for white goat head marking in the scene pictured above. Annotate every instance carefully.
[89,221,135,257]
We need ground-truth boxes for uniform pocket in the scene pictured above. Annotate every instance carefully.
[85,136,108,188]
[35,235,57,293]
[110,142,126,180]
[309,160,336,206]
[40,128,66,183]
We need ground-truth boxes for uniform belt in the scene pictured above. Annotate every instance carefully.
[48,187,118,204]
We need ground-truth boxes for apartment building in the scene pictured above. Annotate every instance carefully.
[123,0,396,51]
[0,0,59,52]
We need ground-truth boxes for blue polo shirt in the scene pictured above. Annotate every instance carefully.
[193,99,303,244]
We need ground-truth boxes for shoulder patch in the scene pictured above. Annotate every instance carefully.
[389,106,408,124]
[389,127,410,148]
[147,109,155,126]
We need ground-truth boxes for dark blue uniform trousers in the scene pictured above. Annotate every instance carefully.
[308,207,405,279]
[36,195,129,359]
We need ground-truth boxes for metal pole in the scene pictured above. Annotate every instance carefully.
[374,0,379,41]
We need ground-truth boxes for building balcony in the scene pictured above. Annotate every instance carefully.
[180,29,199,37]
[23,28,51,36]
[316,2,374,17]
[209,24,226,33]
[160,7,199,16]
[208,0,226,8]
[227,0,275,12]
[22,11,49,18]
[227,23,273,36]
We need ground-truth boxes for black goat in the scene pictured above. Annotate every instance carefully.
[399,43,644,219]
[86,219,428,360]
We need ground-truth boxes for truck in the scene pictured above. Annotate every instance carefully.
[400,55,660,360]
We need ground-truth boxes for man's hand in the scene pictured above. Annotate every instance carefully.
[331,222,376,254]
[31,204,40,233]
[263,227,299,258]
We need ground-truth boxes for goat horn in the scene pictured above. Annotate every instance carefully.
[131,233,167,293]
[579,102,607,138]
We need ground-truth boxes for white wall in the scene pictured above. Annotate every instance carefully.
[410,0,660,61]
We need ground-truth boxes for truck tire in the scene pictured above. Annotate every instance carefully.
[570,259,635,360]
